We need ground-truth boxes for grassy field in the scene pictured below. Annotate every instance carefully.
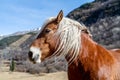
[0,71,68,80]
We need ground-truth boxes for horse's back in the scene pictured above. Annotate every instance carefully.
[111,49,120,53]
[110,49,120,62]
[110,49,120,80]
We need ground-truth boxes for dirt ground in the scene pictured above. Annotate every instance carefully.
[0,71,68,80]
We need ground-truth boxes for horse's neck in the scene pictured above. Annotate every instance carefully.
[67,33,116,80]
[78,33,115,71]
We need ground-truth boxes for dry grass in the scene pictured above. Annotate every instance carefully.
[0,71,68,80]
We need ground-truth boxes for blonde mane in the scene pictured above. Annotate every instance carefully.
[41,17,90,64]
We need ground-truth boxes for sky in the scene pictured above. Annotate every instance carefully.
[0,0,94,35]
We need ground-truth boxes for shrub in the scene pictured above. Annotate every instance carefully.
[9,59,15,72]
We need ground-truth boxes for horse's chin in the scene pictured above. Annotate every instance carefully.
[32,61,36,64]
[29,58,41,64]
[31,61,41,64]
[33,59,41,64]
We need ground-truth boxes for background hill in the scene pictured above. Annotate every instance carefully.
[0,0,120,75]
[67,0,120,49]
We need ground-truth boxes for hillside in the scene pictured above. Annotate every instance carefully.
[0,31,37,49]
[67,0,120,49]
[0,35,23,49]
[10,34,32,47]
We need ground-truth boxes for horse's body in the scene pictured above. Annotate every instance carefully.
[28,10,120,80]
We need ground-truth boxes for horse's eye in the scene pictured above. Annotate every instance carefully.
[45,29,51,33]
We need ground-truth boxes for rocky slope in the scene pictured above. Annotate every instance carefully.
[67,0,120,49]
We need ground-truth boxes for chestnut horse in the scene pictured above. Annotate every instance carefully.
[28,10,120,80]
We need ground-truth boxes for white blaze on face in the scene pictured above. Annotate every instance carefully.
[30,46,42,63]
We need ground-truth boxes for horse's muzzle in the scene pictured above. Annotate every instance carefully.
[28,51,41,64]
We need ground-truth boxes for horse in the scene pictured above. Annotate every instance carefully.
[28,10,120,80]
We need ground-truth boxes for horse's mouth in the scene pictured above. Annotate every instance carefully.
[28,56,40,64]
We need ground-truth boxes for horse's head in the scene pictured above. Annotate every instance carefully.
[28,10,63,63]
[28,10,92,64]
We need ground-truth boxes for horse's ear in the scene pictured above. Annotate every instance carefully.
[56,10,63,23]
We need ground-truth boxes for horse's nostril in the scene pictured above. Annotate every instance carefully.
[28,51,33,58]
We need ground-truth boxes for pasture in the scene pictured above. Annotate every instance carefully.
[0,71,67,80]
